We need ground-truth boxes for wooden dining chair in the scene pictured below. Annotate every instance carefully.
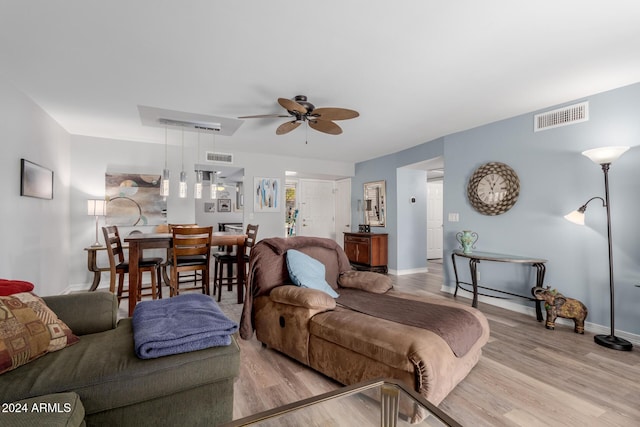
[102,226,163,302]
[169,226,213,297]
[166,224,201,288]
[213,224,259,302]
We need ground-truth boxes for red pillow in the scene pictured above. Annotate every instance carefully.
[0,279,35,296]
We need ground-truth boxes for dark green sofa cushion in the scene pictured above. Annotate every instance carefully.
[0,318,240,417]
[1,392,85,427]
[42,293,117,336]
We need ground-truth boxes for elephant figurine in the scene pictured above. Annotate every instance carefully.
[532,286,588,334]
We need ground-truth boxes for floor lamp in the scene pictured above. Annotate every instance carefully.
[564,146,632,351]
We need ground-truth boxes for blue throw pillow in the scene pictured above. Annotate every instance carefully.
[286,249,339,298]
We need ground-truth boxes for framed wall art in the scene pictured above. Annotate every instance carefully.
[105,173,165,226]
[217,198,232,213]
[254,177,280,212]
[20,158,54,200]
[363,180,386,227]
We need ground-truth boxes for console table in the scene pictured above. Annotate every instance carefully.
[451,250,547,321]
[344,232,388,273]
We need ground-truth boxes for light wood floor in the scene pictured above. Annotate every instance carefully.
[144,261,640,426]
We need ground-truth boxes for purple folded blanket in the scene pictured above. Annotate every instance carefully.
[132,293,238,359]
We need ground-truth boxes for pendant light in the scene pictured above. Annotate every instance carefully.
[160,124,170,197]
[194,129,203,199]
[211,171,218,199]
[210,133,218,199]
[179,125,187,198]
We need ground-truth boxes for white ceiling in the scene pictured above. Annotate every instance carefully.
[1,1,640,163]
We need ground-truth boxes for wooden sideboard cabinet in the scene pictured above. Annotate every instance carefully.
[343,232,388,273]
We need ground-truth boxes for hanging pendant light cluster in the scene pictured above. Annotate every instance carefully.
[159,119,226,201]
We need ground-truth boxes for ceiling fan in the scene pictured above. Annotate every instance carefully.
[239,95,359,136]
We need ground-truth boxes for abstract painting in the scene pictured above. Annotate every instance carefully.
[254,177,280,212]
[105,173,165,225]
[20,159,53,200]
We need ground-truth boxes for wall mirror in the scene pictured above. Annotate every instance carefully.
[363,180,386,227]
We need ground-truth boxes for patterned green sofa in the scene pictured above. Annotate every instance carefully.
[0,292,240,426]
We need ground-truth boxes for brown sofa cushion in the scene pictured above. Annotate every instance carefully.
[240,237,351,339]
[338,270,392,294]
[270,286,336,310]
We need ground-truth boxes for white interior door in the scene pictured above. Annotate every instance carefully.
[298,179,335,239]
[334,178,351,248]
[427,181,444,259]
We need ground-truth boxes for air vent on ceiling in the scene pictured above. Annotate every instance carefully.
[534,101,588,132]
[206,151,234,164]
[159,118,221,132]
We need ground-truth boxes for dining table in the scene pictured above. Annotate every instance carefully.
[123,231,247,317]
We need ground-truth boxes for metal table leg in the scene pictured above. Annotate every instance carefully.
[451,252,460,297]
[380,384,400,427]
[469,258,480,308]
[533,262,546,322]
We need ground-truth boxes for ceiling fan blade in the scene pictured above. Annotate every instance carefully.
[309,119,342,135]
[278,98,308,115]
[276,120,302,135]
[311,107,359,121]
[238,114,291,119]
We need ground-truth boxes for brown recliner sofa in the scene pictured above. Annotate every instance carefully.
[240,236,490,411]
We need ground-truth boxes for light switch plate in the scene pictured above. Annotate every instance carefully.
[448,213,459,222]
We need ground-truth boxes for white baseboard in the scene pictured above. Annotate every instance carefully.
[440,284,640,345]
[64,282,111,294]
[390,267,429,276]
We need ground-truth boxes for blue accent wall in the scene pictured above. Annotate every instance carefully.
[397,167,427,271]
[355,82,640,336]
[353,138,444,271]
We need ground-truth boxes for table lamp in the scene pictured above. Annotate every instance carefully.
[87,199,107,247]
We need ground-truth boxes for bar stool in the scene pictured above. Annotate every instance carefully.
[102,226,163,301]
[213,224,259,302]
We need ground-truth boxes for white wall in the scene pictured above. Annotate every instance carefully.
[0,77,71,295]
[195,182,243,229]
[68,134,354,289]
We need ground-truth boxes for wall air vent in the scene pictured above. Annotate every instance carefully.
[534,101,588,132]
[206,151,234,164]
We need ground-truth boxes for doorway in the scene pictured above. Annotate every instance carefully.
[427,180,443,259]
[297,179,336,239]
[426,160,444,260]
[334,178,351,248]
[401,157,444,263]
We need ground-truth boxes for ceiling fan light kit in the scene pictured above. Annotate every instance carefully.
[240,95,359,136]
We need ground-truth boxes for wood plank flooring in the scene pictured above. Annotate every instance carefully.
[146,260,640,426]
